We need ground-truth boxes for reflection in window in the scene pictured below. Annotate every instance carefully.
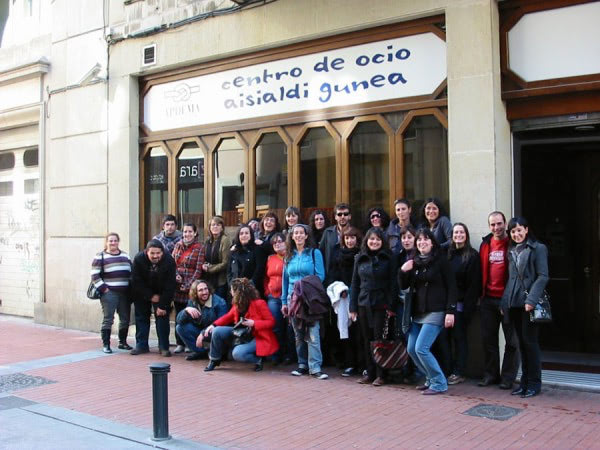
[23,149,39,167]
[214,138,245,227]
[255,133,287,223]
[403,115,449,214]
[177,143,204,238]
[24,178,39,194]
[299,128,335,222]
[349,121,389,223]
[0,152,15,170]
[0,181,13,196]
[144,147,168,241]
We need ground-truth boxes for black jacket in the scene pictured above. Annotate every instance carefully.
[448,247,481,320]
[319,225,341,287]
[131,250,177,310]
[227,244,266,292]
[331,247,359,287]
[350,249,398,313]
[400,253,457,315]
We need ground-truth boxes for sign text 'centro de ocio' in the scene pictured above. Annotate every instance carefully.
[143,33,446,131]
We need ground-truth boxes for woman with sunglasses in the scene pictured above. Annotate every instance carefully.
[363,207,390,234]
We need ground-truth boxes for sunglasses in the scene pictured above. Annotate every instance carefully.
[370,213,381,219]
[336,212,350,217]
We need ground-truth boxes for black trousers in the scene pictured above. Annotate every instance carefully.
[435,310,469,376]
[509,307,541,392]
[358,307,386,380]
[173,301,186,346]
[480,297,520,383]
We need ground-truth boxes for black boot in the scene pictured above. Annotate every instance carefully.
[117,328,132,350]
[101,329,112,354]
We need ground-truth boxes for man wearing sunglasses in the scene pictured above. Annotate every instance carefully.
[319,203,352,288]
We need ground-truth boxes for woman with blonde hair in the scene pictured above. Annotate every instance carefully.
[90,232,133,353]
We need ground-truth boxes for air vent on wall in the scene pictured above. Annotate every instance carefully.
[142,44,157,66]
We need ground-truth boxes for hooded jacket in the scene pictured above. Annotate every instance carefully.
[131,250,177,310]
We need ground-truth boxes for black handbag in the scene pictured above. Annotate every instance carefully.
[232,318,253,346]
[511,259,552,324]
[87,252,104,300]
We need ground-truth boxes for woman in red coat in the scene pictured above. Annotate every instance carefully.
[201,277,278,372]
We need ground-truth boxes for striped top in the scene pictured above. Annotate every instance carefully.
[90,251,132,294]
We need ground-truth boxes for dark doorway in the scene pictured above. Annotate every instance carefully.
[517,124,600,371]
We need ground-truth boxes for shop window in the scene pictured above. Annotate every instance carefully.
[255,132,287,222]
[0,181,13,196]
[23,149,38,167]
[0,152,15,170]
[144,146,169,240]
[349,121,389,224]
[24,178,39,194]
[403,115,449,214]
[177,142,204,238]
[214,138,245,227]
[299,127,335,221]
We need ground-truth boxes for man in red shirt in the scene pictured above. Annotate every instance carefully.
[478,211,519,389]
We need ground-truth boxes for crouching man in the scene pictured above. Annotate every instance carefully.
[175,279,228,360]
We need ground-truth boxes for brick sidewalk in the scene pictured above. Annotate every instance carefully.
[2,315,600,449]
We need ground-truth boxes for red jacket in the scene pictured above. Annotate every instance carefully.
[213,298,279,357]
[479,233,509,298]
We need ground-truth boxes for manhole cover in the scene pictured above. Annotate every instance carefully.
[463,404,522,421]
[0,373,56,393]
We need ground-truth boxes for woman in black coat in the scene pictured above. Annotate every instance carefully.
[350,227,398,386]
[399,228,457,395]
[501,216,549,398]
[227,225,266,294]
[438,223,481,385]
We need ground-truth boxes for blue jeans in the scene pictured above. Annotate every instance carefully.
[292,319,322,374]
[407,322,447,392]
[209,326,260,364]
[267,296,283,360]
[134,300,171,351]
[175,322,208,356]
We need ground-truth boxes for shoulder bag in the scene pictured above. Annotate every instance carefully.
[370,314,409,369]
[511,259,552,324]
[87,252,104,300]
[232,317,253,346]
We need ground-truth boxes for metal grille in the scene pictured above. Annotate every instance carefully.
[463,404,522,421]
[0,373,56,393]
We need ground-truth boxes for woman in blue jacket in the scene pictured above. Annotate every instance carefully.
[281,224,328,380]
[501,217,549,398]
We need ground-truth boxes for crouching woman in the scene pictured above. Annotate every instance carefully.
[200,278,278,372]
[175,280,228,361]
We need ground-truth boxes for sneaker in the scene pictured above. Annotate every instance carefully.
[173,345,185,354]
[341,367,355,377]
[447,374,466,385]
[130,347,149,355]
[291,367,309,376]
[311,372,328,380]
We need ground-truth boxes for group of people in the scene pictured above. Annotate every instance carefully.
[90,199,549,398]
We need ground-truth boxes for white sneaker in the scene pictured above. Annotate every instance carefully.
[174,345,185,354]
[311,372,328,380]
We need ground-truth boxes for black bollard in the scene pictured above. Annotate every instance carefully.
[149,362,171,441]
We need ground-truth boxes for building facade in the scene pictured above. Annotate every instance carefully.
[0,0,598,371]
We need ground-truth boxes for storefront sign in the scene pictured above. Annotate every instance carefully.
[143,33,446,131]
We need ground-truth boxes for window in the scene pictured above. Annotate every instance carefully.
[349,121,389,224]
[299,127,335,221]
[24,178,39,194]
[177,142,204,238]
[255,132,287,222]
[0,152,15,170]
[0,181,13,196]
[144,146,169,240]
[23,149,38,167]
[403,115,449,213]
[214,138,245,227]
